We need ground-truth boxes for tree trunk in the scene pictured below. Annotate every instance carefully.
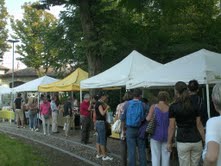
[79,0,102,78]
[79,0,102,95]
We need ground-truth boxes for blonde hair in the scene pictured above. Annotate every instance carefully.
[157,91,170,102]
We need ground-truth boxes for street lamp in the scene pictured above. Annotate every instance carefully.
[7,39,19,89]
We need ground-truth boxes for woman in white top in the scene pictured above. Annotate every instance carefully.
[203,83,221,166]
[51,95,60,133]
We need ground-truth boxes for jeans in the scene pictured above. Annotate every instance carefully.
[177,141,202,166]
[120,139,127,166]
[96,121,106,146]
[28,110,37,129]
[126,127,147,166]
[150,138,170,166]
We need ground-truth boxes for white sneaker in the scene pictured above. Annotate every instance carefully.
[31,128,34,131]
[96,154,103,159]
[35,128,39,132]
[44,132,46,136]
[102,156,113,161]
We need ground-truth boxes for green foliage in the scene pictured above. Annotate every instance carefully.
[10,2,59,74]
[0,0,8,61]
[14,0,221,76]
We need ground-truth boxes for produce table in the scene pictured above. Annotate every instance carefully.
[0,109,15,123]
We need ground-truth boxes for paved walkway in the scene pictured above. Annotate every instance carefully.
[0,122,179,166]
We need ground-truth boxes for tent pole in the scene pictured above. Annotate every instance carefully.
[206,84,211,118]
[80,89,82,103]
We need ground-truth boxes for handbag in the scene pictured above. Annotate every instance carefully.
[112,119,121,133]
[146,111,156,135]
[105,122,112,137]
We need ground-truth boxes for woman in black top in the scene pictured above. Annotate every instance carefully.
[167,81,205,166]
[95,92,113,161]
[188,79,208,127]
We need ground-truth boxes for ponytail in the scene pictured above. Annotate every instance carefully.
[175,81,191,110]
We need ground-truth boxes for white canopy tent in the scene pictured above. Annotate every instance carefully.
[80,50,163,89]
[0,85,12,94]
[126,49,221,118]
[0,85,12,107]
[13,75,59,92]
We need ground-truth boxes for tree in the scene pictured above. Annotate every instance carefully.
[34,0,221,75]
[0,0,8,62]
[10,2,59,74]
[119,0,221,62]
[36,0,135,77]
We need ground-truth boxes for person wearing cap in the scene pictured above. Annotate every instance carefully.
[80,93,92,144]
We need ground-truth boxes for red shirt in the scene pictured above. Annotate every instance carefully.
[80,100,90,117]
[40,101,51,115]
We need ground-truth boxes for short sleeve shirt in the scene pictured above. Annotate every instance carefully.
[169,101,201,142]
[80,100,90,117]
[14,97,23,109]
[63,101,72,117]
[202,116,221,165]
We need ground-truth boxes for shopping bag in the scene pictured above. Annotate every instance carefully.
[112,119,121,133]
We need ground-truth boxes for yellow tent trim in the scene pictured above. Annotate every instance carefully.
[38,68,88,92]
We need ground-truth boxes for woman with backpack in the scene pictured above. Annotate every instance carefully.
[167,81,205,166]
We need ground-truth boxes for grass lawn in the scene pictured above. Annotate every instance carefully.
[0,133,48,166]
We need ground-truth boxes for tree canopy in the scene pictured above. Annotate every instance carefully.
[0,0,8,62]
[11,3,59,74]
[11,0,221,76]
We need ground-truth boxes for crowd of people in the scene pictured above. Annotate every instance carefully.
[117,80,220,166]
[13,93,79,136]
[11,79,221,165]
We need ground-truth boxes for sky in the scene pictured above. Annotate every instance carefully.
[2,0,63,69]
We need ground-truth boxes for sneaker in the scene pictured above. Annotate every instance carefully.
[96,154,103,159]
[31,128,34,131]
[44,132,46,136]
[35,128,39,132]
[102,156,113,161]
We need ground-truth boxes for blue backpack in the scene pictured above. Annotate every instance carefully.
[126,100,144,127]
